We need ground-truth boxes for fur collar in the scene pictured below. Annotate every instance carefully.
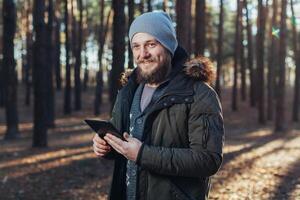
[120,56,215,86]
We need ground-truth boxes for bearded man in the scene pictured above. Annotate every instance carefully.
[92,11,225,200]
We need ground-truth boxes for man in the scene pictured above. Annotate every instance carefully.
[93,11,224,200]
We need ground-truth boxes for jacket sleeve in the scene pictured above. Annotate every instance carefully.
[136,89,225,178]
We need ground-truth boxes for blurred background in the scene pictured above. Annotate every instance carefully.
[0,0,300,199]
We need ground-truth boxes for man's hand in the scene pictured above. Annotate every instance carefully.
[92,134,112,157]
[104,132,142,162]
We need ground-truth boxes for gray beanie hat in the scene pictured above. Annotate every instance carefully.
[129,11,178,55]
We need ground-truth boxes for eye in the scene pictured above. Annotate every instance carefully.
[147,42,156,48]
[132,45,140,50]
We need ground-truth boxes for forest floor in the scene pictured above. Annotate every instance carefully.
[0,85,300,200]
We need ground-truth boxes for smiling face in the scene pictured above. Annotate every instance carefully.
[131,32,172,84]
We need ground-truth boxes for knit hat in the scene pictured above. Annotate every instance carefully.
[129,11,178,56]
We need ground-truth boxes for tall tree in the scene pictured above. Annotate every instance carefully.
[291,0,300,121]
[32,0,48,146]
[94,0,105,115]
[267,0,279,120]
[275,0,287,132]
[0,1,4,108]
[256,0,267,124]
[232,0,242,111]
[176,0,192,54]
[3,0,19,139]
[110,0,125,108]
[45,0,55,127]
[64,0,72,114]
[25,0,33,106]
[215,0,224,97]
[195,0,206,55]
[147,0,152,12]
[74,0,83,111]
[240,1,246,101]
[54,1,62,91]
[95,2,112,115]
[245,0,255,107]
[128,0,135,69]
[139,0,144,13]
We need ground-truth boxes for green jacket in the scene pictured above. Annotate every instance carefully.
[107,47,224,200]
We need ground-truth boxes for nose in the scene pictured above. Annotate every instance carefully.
[139,47,150,59]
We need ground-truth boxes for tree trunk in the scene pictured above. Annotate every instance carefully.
[128,0,135,69]
[195,0,205,55]
[147,0,152,12]
[45,0,55,128]
[275,0,287,132]
[54,1,62,91]
[94,0,105,115]
[244,0,255,107]
[267,0,279,120]
[74,0,83,111]
[95,1,112,115]
[3,0,19,140]
[110,0,125,109]
[83,44,89,91]
[25,0,33,106]
[240,1,246,102]
[139,0,144,13]
[176,0,192,54]
[0,4,3,108]
[256,0,267,124]
[291,0,300,121]
[32,0,48,147]
[64,0,72,114]
[232,0,242,111]
[215,0,224,97]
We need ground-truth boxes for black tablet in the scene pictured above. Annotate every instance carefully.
[84,119,124,140]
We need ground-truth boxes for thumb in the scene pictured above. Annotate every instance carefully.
[123,132,131,141]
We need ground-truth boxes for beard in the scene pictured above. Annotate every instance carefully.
[136,57,171,84]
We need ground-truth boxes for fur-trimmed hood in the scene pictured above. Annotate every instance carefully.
[120,56,215,86]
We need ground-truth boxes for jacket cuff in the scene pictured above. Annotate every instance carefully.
[135,142,145,165]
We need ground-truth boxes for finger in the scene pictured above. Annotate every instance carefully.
[94,134,109,146]
[105,133,125,145]
[123,132,130,141]
[104,135,125,154]
[93,143,111,153]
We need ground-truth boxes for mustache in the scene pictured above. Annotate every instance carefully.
[137,58,156,64]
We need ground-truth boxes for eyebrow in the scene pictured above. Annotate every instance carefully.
[132,39,157,45]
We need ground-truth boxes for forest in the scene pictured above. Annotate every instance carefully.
[0,0,300,199]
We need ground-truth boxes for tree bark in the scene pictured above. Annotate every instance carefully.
[275,0,287,132]
[25,0,33,106]
[32,0,48,147]
[256,0,267,124]
[245,0,255,107]
[232,0,242,111]
[215,0,224,97]
[74,0,83,111]
[195,0,205,55]
[240,0,246,101]
[128,0,135,69]
[3,0,19,140]
[45,0,55,127]
[64,0,72,114]
[267,0,279,120]
[176,0,192,54]
[291,0,300,121]
[54,1,62,91]
[110,0,125,109]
